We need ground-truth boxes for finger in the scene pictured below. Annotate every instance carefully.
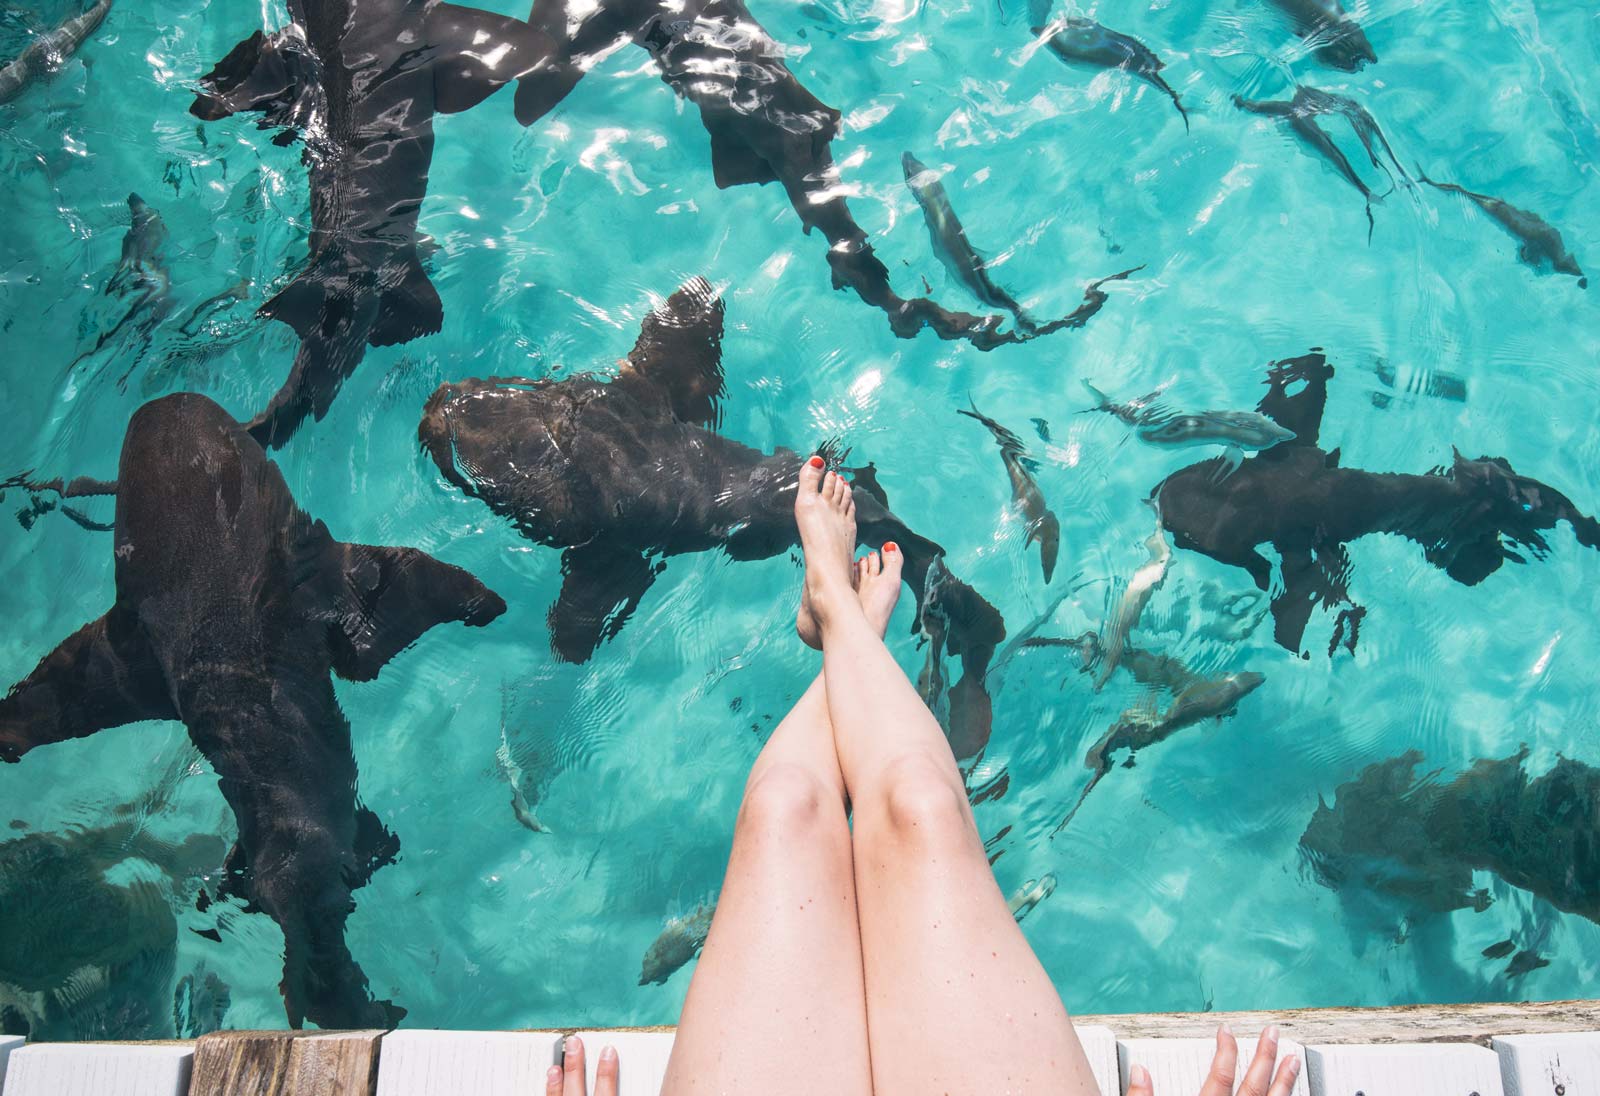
[546,1065,563,1096]
[1238,1025,1280,1096]
[562,1035,587,1096]
[1199,1024,1239,1096]
[1266,1054,1302,1096]
[594,1045,620,1096]
[1126,1062,1154,1096]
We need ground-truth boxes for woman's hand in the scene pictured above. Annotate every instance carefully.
[1127,1024,1301,1096]
[546,1035,619,1096]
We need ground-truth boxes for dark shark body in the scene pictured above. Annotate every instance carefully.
[1301,749,1600,924]
[1267,0,1376,71]
[1032,17,1187,131]
[67,194,176,384]
[1154,352,1600,653]
[1418,169,1586,288]
[957,402,1059,583]
[191,0,557,447]
[509,0,1132,350]
[0,0,112,105]
[419,278,1008,756]
[1234,86,1405,241]
[0,393,507,1028]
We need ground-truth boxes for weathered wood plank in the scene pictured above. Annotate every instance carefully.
[373,1030,562,1096]
[570,1032,674,1096]
[1074,1001,1600,1047]
[1117,1034,1309,1096]
[1305,1043,1504,1096]
[0,1042,193,1096]
[1493,1032,1600,1096]
[190,1030,383,1096]
[1075,1025,1120,1096]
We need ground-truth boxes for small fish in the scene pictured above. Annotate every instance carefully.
[496,725,549,835]
[1505,949,1550,979]
[1007,874,1058,922]
[1416,168,1586,289]
[1083,380,1171,427]
[1267,0,1377,71]
[1159,670,1265,730]
[1481,939,1516,961]
[1033,17,1188,131]
[1136,410,1297,451]
[1095,499,1171,691]
[1234,86,1406,243]
[67,194,176,384]
[959,401,1060,582]
[0,0,113,105]
[639,902,716,985]
[904,152,1037,334]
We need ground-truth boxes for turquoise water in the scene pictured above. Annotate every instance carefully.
[2,0,1598,1037]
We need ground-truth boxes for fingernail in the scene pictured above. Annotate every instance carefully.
[808,455,824,468]
[884,541,898,553]
[1264,1023,1279,1042]
[1220,1021,1232,1037]
[1285,1054,1301,1075]
[600,1045,618,1063]
[1130,1064,1150,1084]
[547,1065,562,1084]
[565,1036,582,1057]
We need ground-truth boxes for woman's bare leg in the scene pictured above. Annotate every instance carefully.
[663,464,876,1095]
[794,461,1099,1096]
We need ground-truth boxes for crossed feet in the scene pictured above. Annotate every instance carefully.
[794,455,902,646]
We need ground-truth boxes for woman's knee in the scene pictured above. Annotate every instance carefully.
[873,754,972,843]
[738,762,838,837]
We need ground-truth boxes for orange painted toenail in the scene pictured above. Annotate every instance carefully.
[884,542,898,553]
[808,455,825,468]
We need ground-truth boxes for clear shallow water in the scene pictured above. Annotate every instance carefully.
[1,0,1598,1037]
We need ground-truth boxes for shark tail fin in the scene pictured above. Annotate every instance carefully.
[1,609,176,764]
[372,252,444,346]
[260,250,443,348]
[324,539,507,682]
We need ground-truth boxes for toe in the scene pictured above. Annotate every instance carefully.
[836,479,853,512]
[882,541,903,577]
[865,550,881,577]
[799,455,825,496]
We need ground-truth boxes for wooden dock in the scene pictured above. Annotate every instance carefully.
[2,1001,1597,1095]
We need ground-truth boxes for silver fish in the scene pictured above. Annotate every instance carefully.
[1007,873,1058,923]
[903,152,1036,334]
[0,0,113,105]
[959,401,1060,582]
[1094,499,1171,691]
[496,724,549,835]
[639,901,716,985]
[1135,410,1296,451]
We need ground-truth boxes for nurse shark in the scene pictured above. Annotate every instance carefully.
[191,0,561,447]
[0,393,506,1028]
[419,277,1009,756]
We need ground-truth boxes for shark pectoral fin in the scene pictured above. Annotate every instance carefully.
[326,543,508,682]
[191,29,313,126]
[707,127,781,188]
[548,544,663,663]
[1270,548,1335,653]
[624,276,727,428]
[429,3,558,114]
[1,610,174,763]
[350,805,400,890]
[370,252,444,346]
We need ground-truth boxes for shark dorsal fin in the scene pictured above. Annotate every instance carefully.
[620,277,728,429]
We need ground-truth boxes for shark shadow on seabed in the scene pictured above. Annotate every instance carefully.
[0,393,507,1028]
[419,277,1008,759]
[1153,350,1600,655]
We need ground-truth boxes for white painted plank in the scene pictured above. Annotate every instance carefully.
[571,1032,674,1096]
[1493,1031,1600,1096]
[374,1030,563,1096]
[0,1038,20,1089]
[1305,1043,1504,1096]
[1118,1034,1309,1096]
[0,1042,192,1096]
[1075,1024,1120,1096]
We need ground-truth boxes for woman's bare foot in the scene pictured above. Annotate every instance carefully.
[854,545,903,638]
[797,544,903,648]
[794,458,862,633]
